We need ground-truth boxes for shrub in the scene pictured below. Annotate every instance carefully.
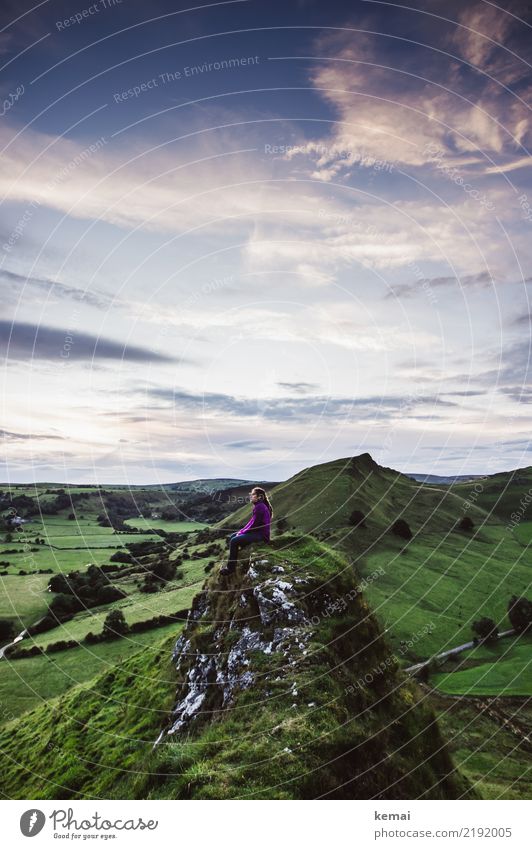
[46,639,79,653]
[85,631,103,645]
[349,510,366,528]
[95,585,126,604]
[161,507,182,521]
[0,618,15,641]
[49,593,79,617]
[457,516,474,532]
[508,595,532,633]
[139,577,158,593]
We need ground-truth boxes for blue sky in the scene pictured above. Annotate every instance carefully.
[1,0,532,483]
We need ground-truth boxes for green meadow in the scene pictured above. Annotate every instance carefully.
[124,518,209,532]
[0,622,182,724]
[433,634,532,696]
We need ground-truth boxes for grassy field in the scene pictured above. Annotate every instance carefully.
[123,518,209,532]
[0,514,170,633]
[0,524,219,735]
[449,468,532,525]
[432,634,532,696]
[512,520,532,545]
[432,692,532,800]
[351,525,530,662]
[0,575,51,625]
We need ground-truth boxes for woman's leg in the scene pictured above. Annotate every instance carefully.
[227,535,240,566]
[221,531,264,574]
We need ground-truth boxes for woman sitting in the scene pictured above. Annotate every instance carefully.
[219,486,273,575]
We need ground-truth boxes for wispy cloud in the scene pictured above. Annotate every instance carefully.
[0,269,113,310]
[277,381,320,394]
[0,427,63,441]
[286,3,531,182]
[147,386,458,423]
[223,439,270,450]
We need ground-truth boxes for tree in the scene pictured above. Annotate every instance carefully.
[472,616,498,643]
[103,609,129,639]
[349,510,366,528]
[456,516,474,532]
[508,595,532,633]
[110,550,133,564]
[161,506,181,521]
[390,518,412,540]
[95,585,126,605]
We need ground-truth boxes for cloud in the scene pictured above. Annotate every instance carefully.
[277,381,320,394]
[0,269,113,310]
[386,270,494,299]
[500,386,532,404]
[0,428,63,440]
[451,3,527,83]
[451,338,532,402]
[512,312,532,326]
[0,121,269,236]
[442,389,488,397]
[291,4,531,181]
[0,320,181,363]
[223,439,270,450]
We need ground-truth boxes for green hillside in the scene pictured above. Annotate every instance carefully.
[447,466,532,524]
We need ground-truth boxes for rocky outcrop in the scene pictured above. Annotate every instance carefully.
[154,555,313,743]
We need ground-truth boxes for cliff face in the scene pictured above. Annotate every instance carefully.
[152,534,477,800]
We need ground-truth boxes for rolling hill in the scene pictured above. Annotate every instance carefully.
[0,452,530,799]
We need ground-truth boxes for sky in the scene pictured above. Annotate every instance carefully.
[1,0,531,484]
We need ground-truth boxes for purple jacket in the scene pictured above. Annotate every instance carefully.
[237,501,271,541]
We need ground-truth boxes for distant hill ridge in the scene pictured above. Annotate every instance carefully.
[218,451,502,537]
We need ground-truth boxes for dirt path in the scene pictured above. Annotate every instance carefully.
[405,628,517,674]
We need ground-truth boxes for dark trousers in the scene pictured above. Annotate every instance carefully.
[226,530,265,567]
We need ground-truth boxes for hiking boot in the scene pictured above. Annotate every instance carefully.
[219,563,236,576]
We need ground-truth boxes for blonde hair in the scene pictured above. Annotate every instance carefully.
[252,486,273,517]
